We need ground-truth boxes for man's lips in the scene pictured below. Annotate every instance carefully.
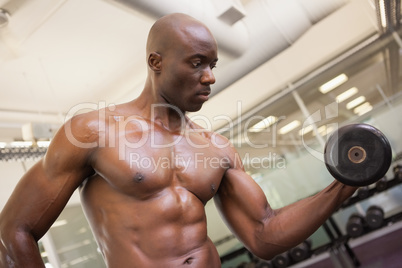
[198,91,210,96]
[197,88,211,96]
[196,90,211,101]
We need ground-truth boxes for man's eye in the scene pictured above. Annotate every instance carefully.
[192,62,202,68]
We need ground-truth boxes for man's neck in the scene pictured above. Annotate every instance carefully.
[134,87,188,132]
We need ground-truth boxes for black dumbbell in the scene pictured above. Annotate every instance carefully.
[394,165,402,181]
[346,213,365,238]
[289,240,311,263]
[357,186,370,199]
[256,260,273,268]
[272,252,289,268]
[324,124,392,187]
[365,205,384,230]
[375,176,388,192]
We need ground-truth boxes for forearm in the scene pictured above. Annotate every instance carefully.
[0,230,45,268]
[255,180,357,259]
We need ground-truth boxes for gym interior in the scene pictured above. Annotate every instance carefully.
[1,0,402,267]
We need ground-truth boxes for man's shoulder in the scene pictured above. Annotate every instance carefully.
[66,109,102,130]
[67,102,140,126]
[187,119,233,149]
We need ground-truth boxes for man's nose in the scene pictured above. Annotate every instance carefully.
[201,68,216,85]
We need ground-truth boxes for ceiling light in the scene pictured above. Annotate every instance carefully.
[354,102,373,116]
[314,125,327,136]
[319,74,348,94]
[52,219,68,228]
[379,0,387,28]
[248,116,278,132]
[37,141,51,147]
[336,87,358,103]
[10,141,33,147]
[346,96,366,109]
[311,125,335,137]
[279,120,301,135]
[298,125,313,136]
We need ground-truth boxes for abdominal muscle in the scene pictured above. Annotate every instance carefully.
[80,176,221,268]
[102,232,221,268]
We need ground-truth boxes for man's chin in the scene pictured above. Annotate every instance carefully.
[186,104,204,113]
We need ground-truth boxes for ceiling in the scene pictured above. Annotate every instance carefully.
[0,0,386,143]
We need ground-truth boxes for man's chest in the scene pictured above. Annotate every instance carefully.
[91,128,230,203]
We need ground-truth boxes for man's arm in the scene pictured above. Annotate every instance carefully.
[214,147,357,260]
[0,116,96,267]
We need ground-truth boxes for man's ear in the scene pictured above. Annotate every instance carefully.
[148,52,162,73]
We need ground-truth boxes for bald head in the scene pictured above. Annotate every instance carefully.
[146,13,216,58]
[143,13,218,113]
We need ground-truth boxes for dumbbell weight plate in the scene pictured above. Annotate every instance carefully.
[324,124,392,187]
[375,177,387,192]
[394,165,402,181]
[357,186,369,199]
[272,252,289,268]
[366,205,384,229]
[256,260,273,268]
[289,241,310,262]
[346,213,365,237]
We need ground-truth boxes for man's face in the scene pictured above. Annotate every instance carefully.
[158,25,218,113]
